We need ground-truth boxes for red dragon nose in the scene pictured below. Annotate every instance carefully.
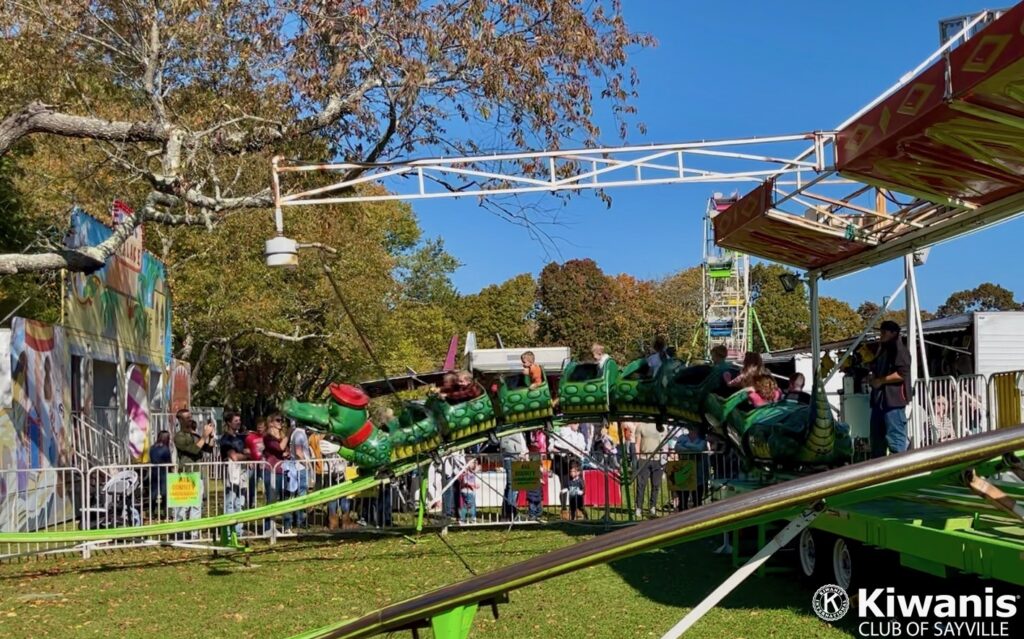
[329,383,370,409]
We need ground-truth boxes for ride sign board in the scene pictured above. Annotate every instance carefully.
[167,473,202,508]
[510,461,542,490]
[666,460,697,491]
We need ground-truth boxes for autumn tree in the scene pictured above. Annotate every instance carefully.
[536,259,615,355]
[750,263,809,351]
[459,274,537,349]
[750,263,862,351]
[935,283,1020,317]
[174,191,460,408]
[855,301,882,325]
[855,300,932,330]
[819,297,864,343]
[0,0,653,275]
[603,267,703,360]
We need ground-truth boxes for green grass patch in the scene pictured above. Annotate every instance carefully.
[0,528,851,638]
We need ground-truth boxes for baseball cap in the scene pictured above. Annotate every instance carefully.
[879,320,901,333]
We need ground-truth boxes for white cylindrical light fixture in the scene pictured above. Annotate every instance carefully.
[265,235,299,268]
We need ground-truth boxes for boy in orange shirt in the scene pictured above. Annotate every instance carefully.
[521,351,544,389]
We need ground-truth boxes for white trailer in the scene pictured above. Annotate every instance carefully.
[972,311,1024,377]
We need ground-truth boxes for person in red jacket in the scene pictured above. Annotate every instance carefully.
[443,371,483,404]
[245,417,268,513]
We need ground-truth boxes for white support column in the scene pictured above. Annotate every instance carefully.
[701,205,709,359]
[809,272,821,380]
[659,504,825,639]
[907,259,934,438]
[904,256,918,434]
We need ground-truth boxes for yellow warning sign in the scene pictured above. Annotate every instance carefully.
[167,473,202,508]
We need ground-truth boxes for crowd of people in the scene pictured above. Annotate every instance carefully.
[145,407,368,536]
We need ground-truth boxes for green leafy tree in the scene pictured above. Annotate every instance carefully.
[172,196,453,409]
[750,263,863,350]
[819,297,864,343]
[536,259,615,355]
[653,267,704,359]
[935,283,1020,317]
[459,274,537,349]
[396,237,461,308]
[750,263,809,351]
[0,150,60,323]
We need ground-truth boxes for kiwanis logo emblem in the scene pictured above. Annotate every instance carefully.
[813,584,850,622]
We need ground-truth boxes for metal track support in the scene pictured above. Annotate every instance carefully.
[963,469,1024,521]
[659,502,826,639]
[430,603,479,639]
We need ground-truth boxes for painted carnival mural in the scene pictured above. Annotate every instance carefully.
[65,204,173,463]
[0,203,180,532]
[0,319,73,532]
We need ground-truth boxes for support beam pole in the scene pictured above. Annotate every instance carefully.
[904,256,919,439]
[659,503,825,639]
[963,469,1024,521]
[809,272,821,380]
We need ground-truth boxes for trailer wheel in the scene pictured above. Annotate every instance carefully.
[831,537,856,590]
[796,528,824,580]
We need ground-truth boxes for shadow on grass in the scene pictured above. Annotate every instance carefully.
[0,527,557,581]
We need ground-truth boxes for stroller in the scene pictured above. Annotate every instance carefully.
[79,470,142,529]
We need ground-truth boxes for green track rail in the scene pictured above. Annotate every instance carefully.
[291,426,1024,639]
[0,465,398,545]
[0,426,538,545]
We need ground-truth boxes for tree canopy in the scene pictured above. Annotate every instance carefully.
[0,0,655,409]
[750,263,864,351]
[536,258,615,355]
[458,274,538,349]
[0,0,653,275]
[935,283,1021,317]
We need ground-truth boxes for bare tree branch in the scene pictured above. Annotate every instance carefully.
[191,327,331,384]
[0,201,147,274]
[142,17,167,123]
[0,102,170,157]
[208,77,381,155]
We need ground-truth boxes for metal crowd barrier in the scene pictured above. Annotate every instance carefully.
[911,373,1003,449]
[0,446,742,560]
[0,466,86,560]
[988,370,1024,430]
[7,376,1005,564]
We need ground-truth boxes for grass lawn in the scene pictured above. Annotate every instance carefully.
[0,526,852,639]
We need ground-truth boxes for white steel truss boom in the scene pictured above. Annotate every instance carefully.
[271,133,846,207]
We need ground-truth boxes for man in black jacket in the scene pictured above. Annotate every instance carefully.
[868,320,912,457]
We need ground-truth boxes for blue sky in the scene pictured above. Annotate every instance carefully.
[410,1,1023,312]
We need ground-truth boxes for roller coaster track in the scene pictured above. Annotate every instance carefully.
[289,425,1024,639]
